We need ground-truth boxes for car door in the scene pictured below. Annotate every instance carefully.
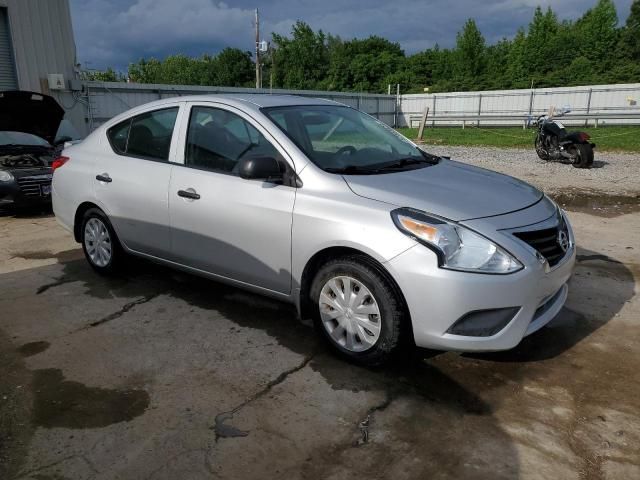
[168,103,296,294]
[95,105,180,258]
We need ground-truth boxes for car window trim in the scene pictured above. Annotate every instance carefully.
[175,102,297,170]
[106,106,180,163]
[176,103,299,186]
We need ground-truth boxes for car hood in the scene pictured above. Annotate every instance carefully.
[343,159,543,221]
[0,91,64,144]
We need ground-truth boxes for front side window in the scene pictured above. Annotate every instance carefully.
[262,105,438,174]
[107,107,178,161]
[185,106,280,174]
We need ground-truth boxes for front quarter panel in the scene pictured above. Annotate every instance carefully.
[292,168,419,289]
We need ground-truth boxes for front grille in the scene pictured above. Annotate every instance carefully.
[513,217,570,267]
[17,175,52,197]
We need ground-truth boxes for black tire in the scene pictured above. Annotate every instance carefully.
[309,255,405,366]
[80,208,124,274]
[570,144,594,169]
[534,134,550,161]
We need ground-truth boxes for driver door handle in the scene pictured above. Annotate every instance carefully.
[96,173,112,183]
[177,189,200,200]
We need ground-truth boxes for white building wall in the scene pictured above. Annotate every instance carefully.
[0,0,77,93]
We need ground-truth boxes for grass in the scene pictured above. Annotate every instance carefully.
[396,125,640,152]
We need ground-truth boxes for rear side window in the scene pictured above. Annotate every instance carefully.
[107,107,178,161]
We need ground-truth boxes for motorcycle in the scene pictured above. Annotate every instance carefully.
[533,106,596,168]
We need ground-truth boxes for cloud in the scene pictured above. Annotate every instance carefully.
[69,0,634,70]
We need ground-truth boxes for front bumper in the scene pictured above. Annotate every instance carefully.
[0,176,53,208]
[386,207,576,352]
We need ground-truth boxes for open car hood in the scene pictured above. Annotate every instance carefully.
[344,159,543,221]
[0,91,64,144]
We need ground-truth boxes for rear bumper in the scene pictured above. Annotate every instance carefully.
[51,181,75,234]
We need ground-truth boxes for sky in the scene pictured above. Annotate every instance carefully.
[69,0,634,71]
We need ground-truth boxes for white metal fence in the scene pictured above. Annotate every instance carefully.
[400,83,640,128]
[80,82,397,134]
[69,81,640,136]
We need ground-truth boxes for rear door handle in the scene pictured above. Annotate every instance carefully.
[96,173,112,183]
[177,189,200,200]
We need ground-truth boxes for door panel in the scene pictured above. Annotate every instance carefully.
[94,106,180,257]
[168,103,296,294]
[169,169,295,293]
[94,153,172,257]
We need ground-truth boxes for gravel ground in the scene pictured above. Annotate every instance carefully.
[422,145,640,197]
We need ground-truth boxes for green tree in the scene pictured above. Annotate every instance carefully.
[575,0,619,68]
[483,39,511,89]
[213,48,254,87]
[618,0,640,61]
[525,7,560,80]
[80,67,125,82]
[271,21,329,89]
[454,19,486,89]
[507,29,528,88]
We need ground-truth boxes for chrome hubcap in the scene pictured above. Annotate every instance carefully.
[84,218,112,267]
[319,276,381,352]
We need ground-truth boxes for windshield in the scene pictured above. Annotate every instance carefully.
[0,131,51,147]
[262,105,437,173]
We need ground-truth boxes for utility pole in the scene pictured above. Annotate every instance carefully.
[255,8,261,89]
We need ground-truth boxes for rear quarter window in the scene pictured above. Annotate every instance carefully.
[107,120,130,154]
[106,107,179,161]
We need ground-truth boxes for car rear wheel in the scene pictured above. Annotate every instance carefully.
[80,208,123,274]
[310,256,404,366]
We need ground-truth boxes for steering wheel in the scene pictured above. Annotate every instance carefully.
[335,145,357,156]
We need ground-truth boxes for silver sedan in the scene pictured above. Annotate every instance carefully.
[52,95,575,365]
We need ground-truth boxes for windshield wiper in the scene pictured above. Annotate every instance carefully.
[377,156,439,170]
[324,165,381,174]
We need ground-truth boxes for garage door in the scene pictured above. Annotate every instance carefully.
[0,8,17,91]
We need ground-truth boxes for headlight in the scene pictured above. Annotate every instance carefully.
[391,208,523,274]
[0,170,14,182]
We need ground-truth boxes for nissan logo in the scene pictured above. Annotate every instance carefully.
[558,230,569,253]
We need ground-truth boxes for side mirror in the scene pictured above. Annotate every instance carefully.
[238,156,283,182]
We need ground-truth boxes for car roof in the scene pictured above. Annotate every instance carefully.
[220,94,342,108]
[127,93,344,114]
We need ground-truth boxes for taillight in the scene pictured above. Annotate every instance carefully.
[52,156,69,171]
[578,132,591,142]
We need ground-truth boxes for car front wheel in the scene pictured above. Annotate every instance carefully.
[310,256,405,366]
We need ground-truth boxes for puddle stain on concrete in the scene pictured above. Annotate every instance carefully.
[32,369,149,429]
[551,190,640,217]
[18,341,50,357]
[213,412,249,440]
